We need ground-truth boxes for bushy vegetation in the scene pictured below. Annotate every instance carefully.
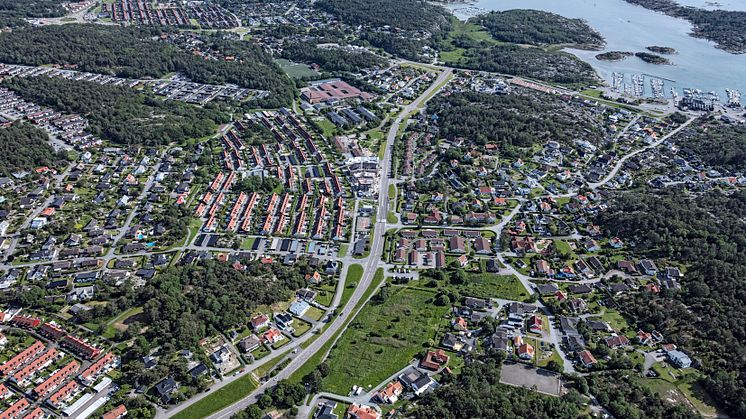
[0,122,65,174]
[0,24,294,105]
[0,0,65,28]
[427,91,603,155]
[281,42,386,73]
[586,372,701,418]
[316,0,450,33]
[451,44,596,84]
[474,9,604,47]
[139,260,306,348]
[412,352,585,418]
[595,188,746,418]
[678,119,746,172]
[4,77,227,146]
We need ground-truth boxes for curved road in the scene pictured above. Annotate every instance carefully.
[160,67,454,419]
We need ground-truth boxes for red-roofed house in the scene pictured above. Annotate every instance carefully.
[102,404,128,419]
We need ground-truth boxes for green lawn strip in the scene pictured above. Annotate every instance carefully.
[240,237,255,250]
[338,243,348,258]
[321,286,449,394]
[289,268,385,384]
[172,374,258,419]
[254,349,292,379]
[387,211,398,224]
[186,217,203,245]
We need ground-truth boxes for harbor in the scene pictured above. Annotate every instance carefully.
[447,0,746,104]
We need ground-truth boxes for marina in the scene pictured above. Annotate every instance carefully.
[447,0,746,101]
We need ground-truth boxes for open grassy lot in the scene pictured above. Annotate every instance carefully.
[288,268,385,385]
[450,273,529,300]
[275,58,320,79]
[322,287,449,394]
[172,374,258,419]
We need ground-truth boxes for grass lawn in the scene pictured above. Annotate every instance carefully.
[254,349,291,378]
[599,309,630,332]
[322,286,449,394]
[305,306,325,321]
[186,218,203,245]
[312,284,335,307]
[338,244,348,258]
[275,58,320,79]
[251,345,270,360]
[240,237,255,250]
[292,320,312,337]
[316,118,337,138]
[446,273,529,300]
[387,212,398,224]
[289,269,385,384]
[172,374,258,419]
[272,338,290,350]
[388,184,396,200]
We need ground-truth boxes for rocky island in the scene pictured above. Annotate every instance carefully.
[595,51,633,61]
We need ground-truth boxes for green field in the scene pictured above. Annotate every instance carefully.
[322,287,449,394]
[172,374,258,419]
[275,58,320,79]
[447,273,529,300]
[289,268,385,384]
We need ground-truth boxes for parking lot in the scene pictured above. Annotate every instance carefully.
[499,362,564,396]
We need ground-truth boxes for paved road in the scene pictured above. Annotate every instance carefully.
[176,66,453,419]
[588,116,695,189]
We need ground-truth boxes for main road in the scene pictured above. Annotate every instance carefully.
[161,67,453,419]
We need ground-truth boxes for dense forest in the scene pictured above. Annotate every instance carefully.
[427,91,603,154]
[474,10,604,48]
[0,0,65,28]
[0,122,65,175]
[624,0,746,53]
[4,77,227,146]
[411,353,585,418]
[585,372,701,418]
[316,0,451,33]
[138,260,306,348]
[451,44,597,84]
[0,24,294,106]
[281,42,386,73]
[595,188,746,418]
[677,119,746,172]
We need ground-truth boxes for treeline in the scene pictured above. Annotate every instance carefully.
[678,119,746,172]
[595,188,746,418]
[624,0,746,53]
[0,0,65,28]
[316,0,450,33]
[0,122,65,174]
[138,260,306,348]
[474,9,604,48]
[412,353,586,418]
[281,42,386,73]
[4,77,227,146]
[0,24,294,106]
[427,91,602,154]
[585,372,701,418]
[452,44,596,84]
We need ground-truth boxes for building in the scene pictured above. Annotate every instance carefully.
[61,334,101,359]
[578,350,597,368]
[314,401,338,419]
[517,343,535,360]
[376,381,403,404]
[420,349,449,371]
[78,352,119,386]
[667,350,692,369]
[347,403,380,419]
[102,404,128,419]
